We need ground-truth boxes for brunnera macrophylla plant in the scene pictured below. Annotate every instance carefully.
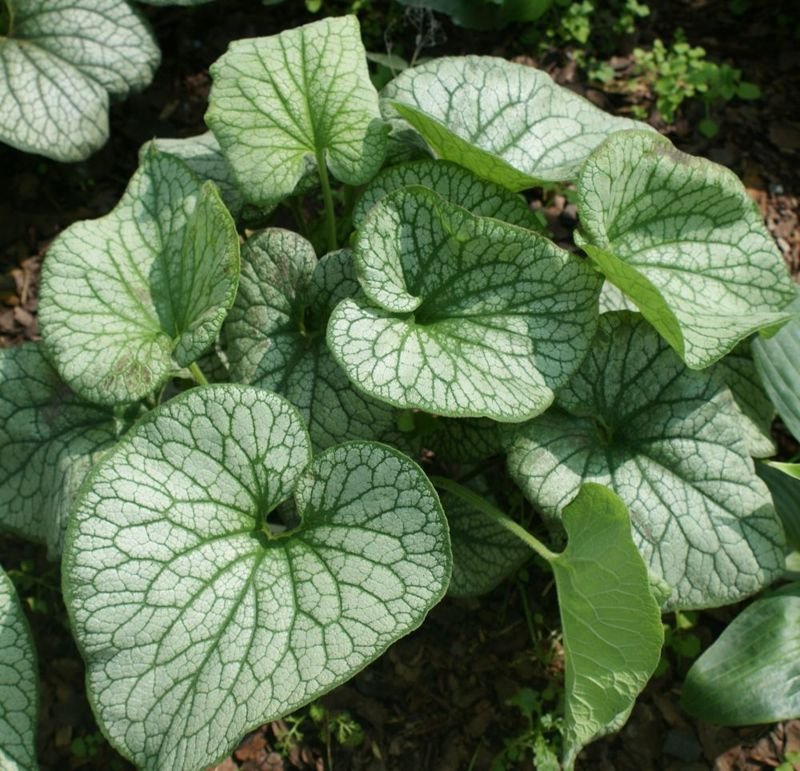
[0,13,797,771]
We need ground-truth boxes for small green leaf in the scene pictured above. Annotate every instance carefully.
[39,149,240,405]
[441,480,529,597]
[753,288,800,441]
[352,159,540,231]
[0,0,159,160]
[223,230,396,449]
[0,343,123,556]
[554,485,663,769]
[698,118,719,138]
[506,312,785,610]
[577,130,795,369]
[382,56,646,188]
[0,566,39,771]
[64,385,450,771]
[712,342,775,458]
[736,82,761,100]
[757,461,800,551]
[682,584,800,725]
[328,186,601,421]
[206,16,386,208]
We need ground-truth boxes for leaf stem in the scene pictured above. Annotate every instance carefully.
[189,361,209,387]
[316,149,338,254]
[430,476,558,563]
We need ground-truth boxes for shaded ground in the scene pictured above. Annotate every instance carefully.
[1,1,799,769]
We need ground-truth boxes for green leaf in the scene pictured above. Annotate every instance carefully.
[577,130,795,369]
[506,312,785,610]
[0,343,123,557]
[441,480,529,597]
[0,566,38,771]
[0,0,159,161]
[223,230,396,449]
[554,485,663,769]
[757,461,800,551]
[64,385,450,771]
[712,342,775,458]
[682,584,800,725]
[753,287,800,441]
[143,133,246,220]
[39,149,240,406]
[381,56,646,188]
[206,16,386,208]
[328,186,601,421]
[352,159,540,231]
[425,418,503,464]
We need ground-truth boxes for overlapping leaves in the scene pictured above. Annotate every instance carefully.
[577,130,795,369]
[39,149,240,406]
[64,385,450,771]
[328,186,601,421]
[506,312,785,609]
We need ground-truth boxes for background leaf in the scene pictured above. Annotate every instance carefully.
[64,385,450,771]
[382,55,646,188]
[39,150,240,405]
[577,130,795,369]
[0,344,123,557]
[757,461,800,550]
[0,566,38,771]
[681,584,800,725]
[0,0,159,160]
[506,312,785,610]
[206,15,386,207]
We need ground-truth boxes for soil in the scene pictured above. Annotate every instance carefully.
[1,1,799,770]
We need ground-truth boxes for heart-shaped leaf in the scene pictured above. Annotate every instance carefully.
[64,385,450,771]
[223,230,396,449]
[206,15,386,207]
[577,131,795,369]
[753,287,800,441]
[328,186,601,421]
[0,344,123,557]
[682,584,800,725]
[39,149,240,406]
[381,55,645,188]
[352,159,541,230]
[506,312,785,610]
[0,0,159,160]
[0,566,38,771]
[554,485,663,769]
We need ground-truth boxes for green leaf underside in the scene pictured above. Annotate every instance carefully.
[64,385,450,771]
[712,342,775,458]
[223,231,396,450]
[753,287,800,441]
[328,186,601,421]
[577,131,795,369]
[682,585,800,725]
[143,134,247,220]
[506,312,785,610]
[381,55,646,188]
[0,344,120,557]
[0,0,159,161]
[351,159,540,231]
[206,15,386,207]
[39,150,240,406]
[0,567,38,771]
[554,485,663,769]
[757,462,800,551]
[441,481,529,596]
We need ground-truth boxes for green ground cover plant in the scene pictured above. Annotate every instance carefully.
[0,13,798,771]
